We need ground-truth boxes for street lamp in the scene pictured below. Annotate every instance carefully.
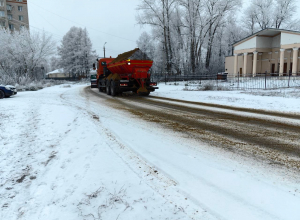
[103,42,107,58]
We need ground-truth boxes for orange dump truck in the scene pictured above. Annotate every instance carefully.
[95,48,158,96]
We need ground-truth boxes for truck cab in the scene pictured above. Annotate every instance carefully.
[96,58,114,92]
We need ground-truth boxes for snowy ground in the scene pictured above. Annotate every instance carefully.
[153,82,300,113]
[1,83,300,220]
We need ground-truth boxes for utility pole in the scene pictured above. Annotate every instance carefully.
[103,42,107,58]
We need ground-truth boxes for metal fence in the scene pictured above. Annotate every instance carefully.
[228,75,300,90]
[153,72,300,90]
[152,72,216,83]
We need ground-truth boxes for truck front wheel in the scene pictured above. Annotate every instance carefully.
[98,82,101,92]
[106,81,111,95]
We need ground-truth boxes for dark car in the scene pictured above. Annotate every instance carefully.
[0,85,17,99]
[90,74,97,88]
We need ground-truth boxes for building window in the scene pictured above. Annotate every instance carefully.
[17,0,22,2]
[0,1,4,7]
[0,21,5,27]
[20,24,25,30]
[7,5,12,11]
[18,6,22,11]
[19,15,23,21]
[0,11,4,17]
[9,23,14,30]
[7,14,12,20]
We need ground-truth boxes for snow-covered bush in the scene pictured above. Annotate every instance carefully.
[202,83,214,91]
[15,79,67,91]
[18,74,32,87]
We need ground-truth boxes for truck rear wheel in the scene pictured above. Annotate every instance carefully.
[106,81,111,95]
[110,81,117,96]
[100,80,106,92]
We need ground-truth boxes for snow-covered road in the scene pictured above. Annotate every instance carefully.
[1,84,300,220]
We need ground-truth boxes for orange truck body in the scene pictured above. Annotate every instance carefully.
[95,48,158,96]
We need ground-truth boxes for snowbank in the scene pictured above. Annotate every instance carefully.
[152,82,300,113]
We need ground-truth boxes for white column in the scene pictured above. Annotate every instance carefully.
[279,49,285,76]
[243,52,248,77]
[275,51,279,73]
[234,54,238,77]
[252,51,258,77]
[292,47,298,76]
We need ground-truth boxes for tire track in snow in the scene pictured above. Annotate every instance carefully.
[97,89,300,169]
[1,88,83,219]
[86,86,300,220]
[60,87,220,220]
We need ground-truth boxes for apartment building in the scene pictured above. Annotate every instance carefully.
[0,0,29,31]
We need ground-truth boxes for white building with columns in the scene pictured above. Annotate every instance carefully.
[225,28,300,77]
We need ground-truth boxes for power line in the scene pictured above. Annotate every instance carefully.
[9,20,128,57]
[9,18,126,56]
[10,18,64,41]
[95,47,123,53]
[30,6,61,33]
[29,2,136,43]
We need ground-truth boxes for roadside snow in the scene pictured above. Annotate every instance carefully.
[153,82,300,113]
[0,84,300,220]
[0,85,190,220]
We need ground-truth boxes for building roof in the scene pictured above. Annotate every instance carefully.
[90,69,97,74]
[46,68,97,75]
[233,28,300,46]
[46,69,65,75]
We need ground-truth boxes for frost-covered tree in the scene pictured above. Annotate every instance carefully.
[137,31,164,79]
[179,0,204,73]
[250,0,273,30]
[242,6,258,35]
[50,56,60,71]
[136,0,177,73]
[0,28,55,84]
[273,0,296,29]
[204,0,241,71]
[136,32,155,60]
[224,15,247,56]
[135,0,298,76]
[244,0,298,31]
[57,27,96,78]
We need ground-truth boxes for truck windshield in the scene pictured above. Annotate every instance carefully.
[90,75,97,80]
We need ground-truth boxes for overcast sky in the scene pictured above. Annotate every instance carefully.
[28,0,300,58]
[28,0,149,58]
